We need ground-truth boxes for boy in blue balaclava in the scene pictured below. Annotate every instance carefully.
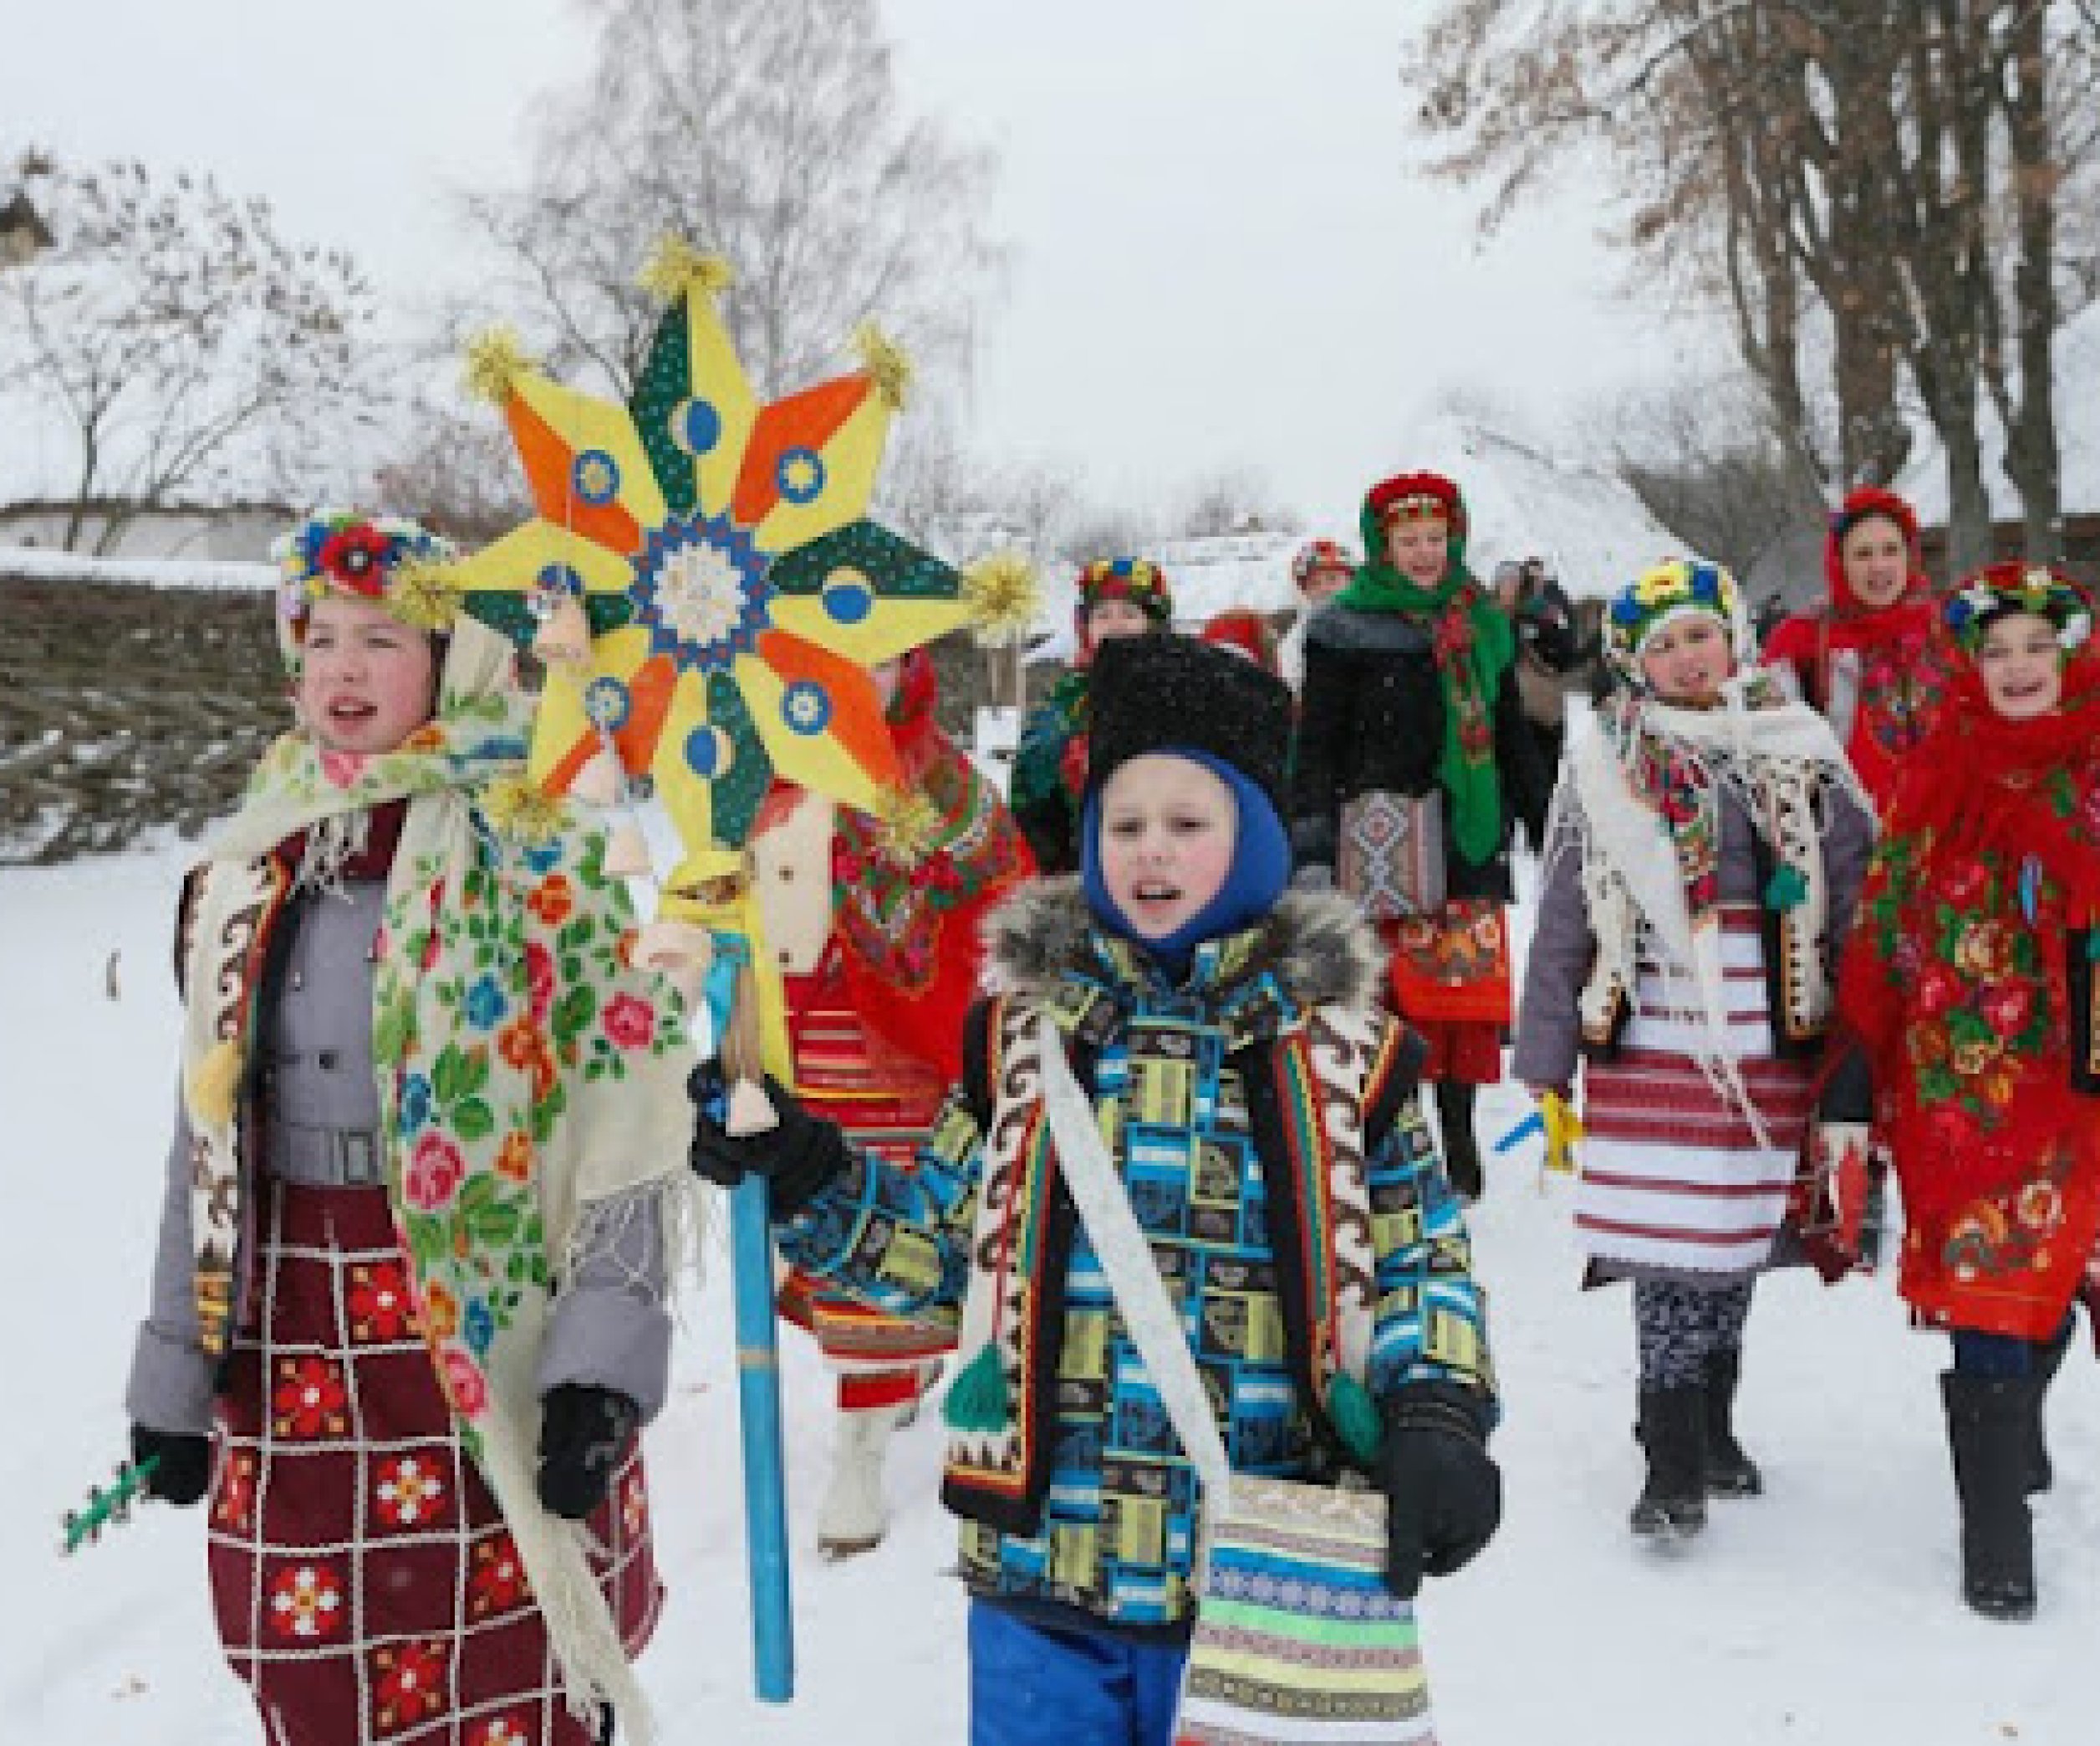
[691,636,1500,1746]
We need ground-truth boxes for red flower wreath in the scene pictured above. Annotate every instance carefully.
[316,523,392,596]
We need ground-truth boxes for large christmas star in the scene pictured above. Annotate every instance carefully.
[443,242,1027,891]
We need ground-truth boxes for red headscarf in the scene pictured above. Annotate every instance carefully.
[1836,592,2100,1334]
[1763,486,1955,809]
[1200,610,1279,675]
[829,651,1034,1079]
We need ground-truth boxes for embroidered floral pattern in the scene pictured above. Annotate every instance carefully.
[469,1531,533,1616]
[370,1638,450,1734]
[268,1561,347,1640]
[272,1355,349,1440]
[347,1260,417,1343]
[372,1453,448,1529]
[473,1714,535,1746]
[213,1448,257,1534]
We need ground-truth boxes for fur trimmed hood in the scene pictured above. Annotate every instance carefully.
[981,876,1384,1013]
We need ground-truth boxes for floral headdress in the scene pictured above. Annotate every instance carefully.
[272,508,461,660]
[1075,556,1174,625]
[1942,561,2092,656]
[1290,537,1357,590]
[1603,558,1747,686]
[1364,471,1465,538]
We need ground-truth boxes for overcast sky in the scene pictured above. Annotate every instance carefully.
[3,0,1716,538]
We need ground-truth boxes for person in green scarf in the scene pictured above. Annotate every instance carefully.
[1290,472,1552,1197]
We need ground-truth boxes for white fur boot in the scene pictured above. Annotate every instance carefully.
[817,1406,900,1560]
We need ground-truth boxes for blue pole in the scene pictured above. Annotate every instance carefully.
[730,1174,795,1703]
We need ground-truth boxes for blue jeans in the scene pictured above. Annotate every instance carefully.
[968,1601,1187,1746]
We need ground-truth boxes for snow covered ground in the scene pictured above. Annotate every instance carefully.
[4,840,2094,1743]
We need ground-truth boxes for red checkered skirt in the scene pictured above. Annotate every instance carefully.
[206,1179,660,1746]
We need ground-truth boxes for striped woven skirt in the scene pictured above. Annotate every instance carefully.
[206,1179,658,1746]
[1577,906,1815,1283]
[779,976,955,1398]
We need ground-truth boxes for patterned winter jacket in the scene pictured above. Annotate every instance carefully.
[776,879,1496,1634]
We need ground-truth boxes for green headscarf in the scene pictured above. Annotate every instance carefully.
[1335,479,1516,865]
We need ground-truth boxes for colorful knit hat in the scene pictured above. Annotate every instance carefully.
[1943,561,2093,656]
[1603,558,1747,683]
[1085,633,1292,814]
[1075,556,1174,625]
[1290,538,1357,591]
[273,508,458,661]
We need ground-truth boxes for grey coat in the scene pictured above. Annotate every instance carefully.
[126,879,671,1436]
[1512,782,1875,1092]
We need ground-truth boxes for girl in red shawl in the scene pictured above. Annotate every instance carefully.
[1836,563,2100,1621]
[1763,487,1958,809]
[765,649,1033,1556]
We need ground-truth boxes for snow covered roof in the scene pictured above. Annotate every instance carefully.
[1399,416,1688,600]
[0,543,276,590]
[1895,301,2100,523]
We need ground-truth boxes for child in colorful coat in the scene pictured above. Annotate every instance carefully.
[1514,559,1873,1539]
[762,648,1034,1557]
[1836,563,2100,1621]
[1762,486,1957,812]
[1291,472,1553,1198]
[1012,558,1173,874]
[694,635,1499,1746]
[124,512,699,1745]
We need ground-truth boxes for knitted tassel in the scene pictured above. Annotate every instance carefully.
[850,319,913,411]
[463,326,533,405]
[961,550,1040,646]
[942,1344,1011,1433]
[1327,1372,1384,1468]
[1763,863,1808,912]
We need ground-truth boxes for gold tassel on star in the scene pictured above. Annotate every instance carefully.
[868,783,940,868]
[463,326,533,405]
[484,774,568,845]
[389,559,464,632]
[851,319,913,411]
[961,550,1039,646]
[638,236,735,305]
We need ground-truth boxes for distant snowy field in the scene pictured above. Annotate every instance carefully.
[4,841,2094,1743]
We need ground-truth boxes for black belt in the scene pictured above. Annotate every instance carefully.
[268,1121,386,1187]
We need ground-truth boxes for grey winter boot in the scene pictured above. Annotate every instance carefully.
[1704,1347,1763,1498]
[2025,1317,2074,1495]
[1435,1080,1483,1202]
[1941,1371,2039,1621]
[1632,1385,1709,1539]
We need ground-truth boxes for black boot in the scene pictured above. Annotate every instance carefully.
[1631,1385,1709,1539]
[2026,1317,2074,1495]
[1941,1371,2039,1621]
[1703,1347,1763,1498]
[1435,1080,1483,1201]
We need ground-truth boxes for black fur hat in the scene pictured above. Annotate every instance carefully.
[1085,633,1293,812]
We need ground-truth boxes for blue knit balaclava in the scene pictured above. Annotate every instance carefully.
[1082,748,1292,978]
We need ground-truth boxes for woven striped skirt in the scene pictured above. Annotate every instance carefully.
[207,1179,658,1746]
[1577,906,1814,1283]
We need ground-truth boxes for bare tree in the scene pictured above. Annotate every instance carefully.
[0,151,377,552]
[1405,2,2100,568]
[459,0,1001,409]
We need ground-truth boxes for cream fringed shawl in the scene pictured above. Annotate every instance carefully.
[177,620,697,1743]
[1549,673,1870,1146]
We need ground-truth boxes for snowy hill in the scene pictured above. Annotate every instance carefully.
[7,840,2095,1743]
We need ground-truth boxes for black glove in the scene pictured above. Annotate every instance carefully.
[686,1069,849,1214]
[1379,1384,1501,1599]
[536,1384,640,1520]
[131,1422,212,1507]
